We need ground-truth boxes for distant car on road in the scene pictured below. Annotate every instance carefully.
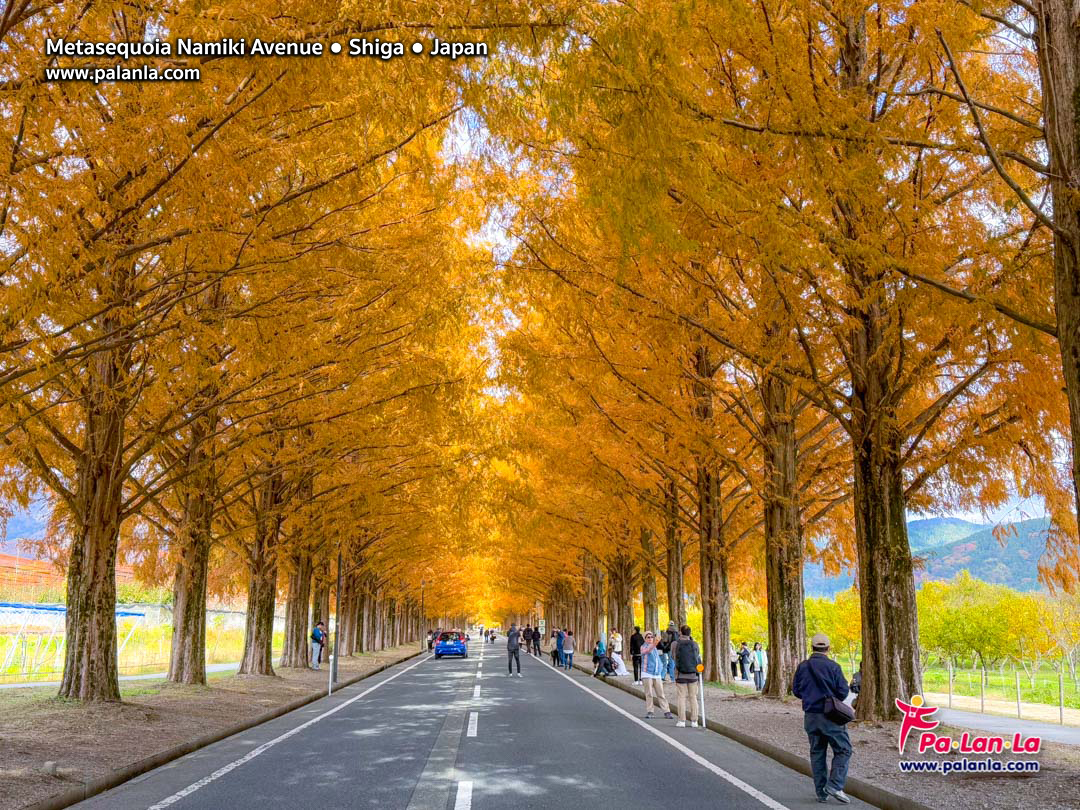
[434,630,468,658]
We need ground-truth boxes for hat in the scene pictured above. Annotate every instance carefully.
[811,633,830,651]
[668,620,677,628]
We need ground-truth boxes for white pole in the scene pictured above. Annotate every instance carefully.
[698,671,707,728]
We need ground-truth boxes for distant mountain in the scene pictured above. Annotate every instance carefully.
[915,518,1051,592]
[907,517,986,551]
[804,516,1052,596]
[0,503,48,555]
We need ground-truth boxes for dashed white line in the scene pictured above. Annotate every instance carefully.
[544,661,790,810]
[467,711,478,737]
[454,780,473,810]
[144,654,433,809]
[472,684,481,699]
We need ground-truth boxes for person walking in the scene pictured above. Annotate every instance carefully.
[738,641,751,681]
[629,626,645,684]
[670,624,701,728]
[751,641,768,691]
[729,642,739,678]
[661,621,678,682]
[555,627,566,667]
[507,623,523,677]
[793,633,853,804]
[531,626,541,656]
[563,630,576,668]
[310,621,326,670]
[641,631,675,720]
[523,624,533,655]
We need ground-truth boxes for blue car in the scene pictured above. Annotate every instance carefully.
[434,631,468,658]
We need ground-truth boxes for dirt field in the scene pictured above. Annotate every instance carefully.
[0,644,420,810]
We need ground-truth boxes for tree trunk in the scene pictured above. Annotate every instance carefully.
[60,346,129,701]
[852,422,922,719]
[664,475,686,626]
[698,464,730,684]
[168,489,212,684]
[639,528,660,631]
[1034,0,1080,522]
[607,552,635,637]
[761,372,806,697]
[279,549,312,668]
[238,473,283,676]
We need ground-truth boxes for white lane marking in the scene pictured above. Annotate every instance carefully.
[477,661,482,668]
[454,780,473,810]
[544,662,790,810]
[467,711,478,737]
[472,684,481,699]
[476,670,482,680]
[145,655,433,809]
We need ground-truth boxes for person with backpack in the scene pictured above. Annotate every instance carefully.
[670,625,702,727]
[506,623,523,677]
[792,633,853,804]
[531,626,542,657]
[523,624,534,655]
[310,621,326,670]
[629,626,645,684]
[641,631,675,720]
[660,621,678,682]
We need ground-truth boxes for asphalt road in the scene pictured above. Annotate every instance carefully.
[73,637,874,810]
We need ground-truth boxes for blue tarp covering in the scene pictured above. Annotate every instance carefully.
[0,602,145,617]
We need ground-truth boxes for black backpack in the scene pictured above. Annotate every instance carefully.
[675,638,699,674]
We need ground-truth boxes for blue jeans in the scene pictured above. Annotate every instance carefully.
[662,653,675,681]
[804,712,851,796]
[563,652,573,668]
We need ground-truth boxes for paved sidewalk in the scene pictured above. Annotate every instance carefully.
[936,706,1080,746]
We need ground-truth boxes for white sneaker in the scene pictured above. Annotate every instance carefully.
[675,721,686,728]
[516,673,523,677]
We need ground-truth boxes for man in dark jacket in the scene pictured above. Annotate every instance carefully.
[792,633,852,804]
[661,621,678,681]
[738,642,752,680]
[523,624,533,655]
[670,625,702,727]
[507,623,522,676]
[531,626,542,656]
[629,626,645,684]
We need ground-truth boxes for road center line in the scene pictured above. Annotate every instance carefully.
[472,684,481,699]
[453,780,473,810]
[467,711,478,737]
[144,654,433,810]
[544,661,790,810]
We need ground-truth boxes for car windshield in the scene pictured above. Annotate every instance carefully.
[438,632,457,642]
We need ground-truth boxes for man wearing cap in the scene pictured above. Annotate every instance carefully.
[792,633,853,804]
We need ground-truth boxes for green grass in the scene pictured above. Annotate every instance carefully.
[0,621,283,684]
